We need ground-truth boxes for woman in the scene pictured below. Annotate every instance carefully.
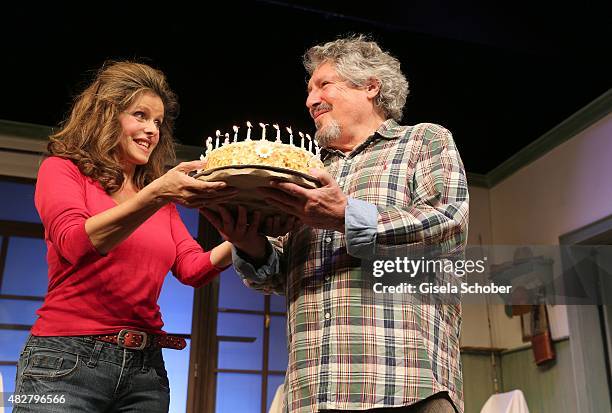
[14,61,235,412]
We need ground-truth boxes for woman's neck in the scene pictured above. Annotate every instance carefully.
[122,164,136,182]
[111,177,138,204]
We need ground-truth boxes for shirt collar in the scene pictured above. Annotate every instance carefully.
[376,118,407,139]
[321,118,405,160]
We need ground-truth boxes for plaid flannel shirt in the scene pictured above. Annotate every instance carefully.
[233,120,469,412]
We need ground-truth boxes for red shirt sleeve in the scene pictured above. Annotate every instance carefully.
[34,157,102,265]
[169,204,226,287]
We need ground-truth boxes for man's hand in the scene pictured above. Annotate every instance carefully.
[200,205,266,257]
[261,214,303,237]
[200,205,300,262]
[257,168,347,233]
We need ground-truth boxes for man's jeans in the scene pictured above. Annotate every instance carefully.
[13,335,170,412]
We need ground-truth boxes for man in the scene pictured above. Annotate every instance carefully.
[202,35,469,413]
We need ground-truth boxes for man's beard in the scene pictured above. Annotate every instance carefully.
[314,118,341,148]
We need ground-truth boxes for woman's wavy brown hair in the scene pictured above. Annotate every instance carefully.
[48,61,179,193]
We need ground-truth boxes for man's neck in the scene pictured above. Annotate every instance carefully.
[328,116,387,152]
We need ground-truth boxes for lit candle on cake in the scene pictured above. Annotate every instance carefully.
[205,137,213,155]
[259,123,268,140]
[286,126,293,145]
[215,130,221,148]
[233,125,239,143]
[273,124,281,142]
[246,121,252,141]
[224,133,230,146]
[306,133,313,152]
[314,139,320,156]
[299,131,305,149]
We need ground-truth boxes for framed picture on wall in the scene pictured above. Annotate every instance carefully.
[520,310,533,342]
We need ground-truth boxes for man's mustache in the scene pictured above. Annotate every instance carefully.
[310,103,333,119]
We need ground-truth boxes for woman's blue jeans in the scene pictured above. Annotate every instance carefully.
[13,335,170,412]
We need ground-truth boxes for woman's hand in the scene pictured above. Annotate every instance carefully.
[84,160,237,256]
[151,160,238,207]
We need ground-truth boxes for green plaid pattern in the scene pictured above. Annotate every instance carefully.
[238,120,469,412]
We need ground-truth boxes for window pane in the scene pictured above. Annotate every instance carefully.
[218,268,263,311]
[2,237,48,296]
[267,373,285,413]
[163,338,191,413]
[268,315,288,372]
[270,294,286,313]
[0,181,39,223]
[0,330,30,360]
[217,313,262,370]
[1,364,17,412]
[176,205,199,238]
[0,298,41,325]
[216,373,261,413]
[161,205,197,413]
[158,272,193,335]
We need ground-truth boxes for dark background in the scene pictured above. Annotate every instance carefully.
[1,1,610,173]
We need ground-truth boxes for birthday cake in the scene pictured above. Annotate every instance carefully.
[200,122,323,176]
[195,123,323,221]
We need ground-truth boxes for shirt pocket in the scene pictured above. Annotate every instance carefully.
[22,347,81,380]
[349,165,413,209]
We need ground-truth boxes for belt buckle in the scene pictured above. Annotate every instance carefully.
[117,329,148,350]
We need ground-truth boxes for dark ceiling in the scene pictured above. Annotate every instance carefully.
[1,1,610,174]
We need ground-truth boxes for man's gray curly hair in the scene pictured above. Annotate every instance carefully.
[303,35,409,121]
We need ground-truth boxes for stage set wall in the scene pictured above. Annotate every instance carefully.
[1,98,610,412]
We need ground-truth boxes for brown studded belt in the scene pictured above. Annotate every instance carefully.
[94,329,186,350]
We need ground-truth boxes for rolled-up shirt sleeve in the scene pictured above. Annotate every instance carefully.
[231,244,279,280]
[344,197,379,258]
[231,241,286,295]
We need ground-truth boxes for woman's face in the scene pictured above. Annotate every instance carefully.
[117,92,164,169]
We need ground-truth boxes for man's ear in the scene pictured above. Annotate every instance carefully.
[365,78,381,99]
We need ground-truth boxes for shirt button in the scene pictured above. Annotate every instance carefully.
[324,237,332,243]
[338,180,344,186]
[324,312,331,320]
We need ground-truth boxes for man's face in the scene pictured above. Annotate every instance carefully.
[306,62,372,148]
